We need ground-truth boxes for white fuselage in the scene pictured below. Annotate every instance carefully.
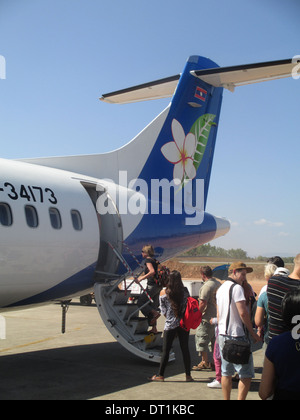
[0,158,100,308]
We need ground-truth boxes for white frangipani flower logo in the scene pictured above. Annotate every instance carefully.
[161,119,196,185]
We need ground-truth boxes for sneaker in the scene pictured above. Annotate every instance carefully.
[207,379,222,389]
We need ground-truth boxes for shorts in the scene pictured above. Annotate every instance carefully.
[219,335,255,379]
[195,320,215,353]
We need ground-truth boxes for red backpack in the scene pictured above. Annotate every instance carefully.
[180,297,202,331]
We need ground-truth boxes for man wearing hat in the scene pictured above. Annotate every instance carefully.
[216,262,261,400]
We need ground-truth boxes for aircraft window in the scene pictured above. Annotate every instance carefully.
[71,210,83,231]
[49,208,62,229]
[25,205,39,228]
[0,203,13,226]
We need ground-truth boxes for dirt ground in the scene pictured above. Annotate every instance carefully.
[166,257,294,296]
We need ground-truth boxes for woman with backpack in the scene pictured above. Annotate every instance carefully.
[148,270,193,382]
[136,245,161,333]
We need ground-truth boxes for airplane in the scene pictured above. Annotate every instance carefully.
[0,55,297,361]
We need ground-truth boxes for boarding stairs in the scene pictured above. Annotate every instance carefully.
[93,242,175,363]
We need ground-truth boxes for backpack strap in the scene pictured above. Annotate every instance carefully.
[225,281,248,338]
[179,288,190,320]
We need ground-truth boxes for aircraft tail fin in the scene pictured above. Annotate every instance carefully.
[130,55,223,211]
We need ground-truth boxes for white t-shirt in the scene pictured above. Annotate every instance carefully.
[217,280,246,337]
[258,284,267,297]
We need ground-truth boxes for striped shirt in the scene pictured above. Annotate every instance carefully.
[267,275,300,340]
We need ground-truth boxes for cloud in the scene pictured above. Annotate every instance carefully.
[278,232,290,237]
[254,218,284,227]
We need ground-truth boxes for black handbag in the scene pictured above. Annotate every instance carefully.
[222,283,251,365]
[223,339,251,365]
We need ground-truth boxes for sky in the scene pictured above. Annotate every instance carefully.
[0,0,299,258]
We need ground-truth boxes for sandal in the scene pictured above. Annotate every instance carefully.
[192,361,211,371]
[148,375,164,382]
[148,328,158,334]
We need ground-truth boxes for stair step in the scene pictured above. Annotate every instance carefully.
[132,333,163,349]
[105,290,133,305]
[94,282,176,363]
[114,303,140,321]
[126,317,149,334]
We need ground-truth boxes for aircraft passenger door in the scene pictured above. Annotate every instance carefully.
[81,182,123,279]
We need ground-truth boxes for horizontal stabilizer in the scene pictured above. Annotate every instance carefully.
[100,58,296,104]
[191,58,295,92]
[100,74,180,104]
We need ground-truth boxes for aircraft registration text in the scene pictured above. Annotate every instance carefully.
[0,182,58,204]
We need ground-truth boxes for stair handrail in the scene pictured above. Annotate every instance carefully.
[107,242,154,305]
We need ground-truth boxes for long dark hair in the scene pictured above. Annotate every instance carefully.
[166,270,185,318]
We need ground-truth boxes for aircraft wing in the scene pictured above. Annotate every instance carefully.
[191,58,296,92]
[100,58,296,104]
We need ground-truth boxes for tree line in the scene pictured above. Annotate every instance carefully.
[185,244,295,263]
[184,244,248,260]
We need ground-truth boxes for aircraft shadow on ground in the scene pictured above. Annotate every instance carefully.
[0,334,262,400]
[0,336,203,400]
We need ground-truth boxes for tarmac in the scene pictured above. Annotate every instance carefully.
[0,301,264,401]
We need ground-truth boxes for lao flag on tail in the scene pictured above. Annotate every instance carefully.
[194,86,207,102]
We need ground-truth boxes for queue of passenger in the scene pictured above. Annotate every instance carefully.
[138,245,300,400]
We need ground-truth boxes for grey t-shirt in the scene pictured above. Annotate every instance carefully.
[199,278,221,321]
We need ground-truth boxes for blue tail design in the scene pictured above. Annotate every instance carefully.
[139,56,223,207]
[122,56,228,268]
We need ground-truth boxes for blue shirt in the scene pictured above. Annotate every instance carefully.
[266,331,300,394]
[257,291,269,344]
